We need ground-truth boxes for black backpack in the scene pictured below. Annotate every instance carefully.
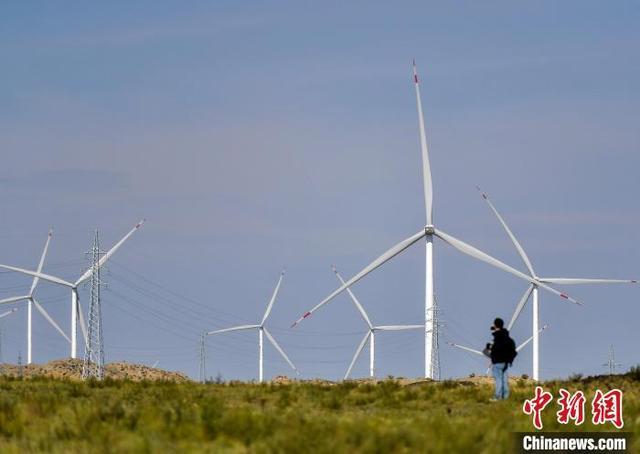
[506,336,518,365]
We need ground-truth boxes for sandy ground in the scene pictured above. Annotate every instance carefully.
[0,359,190,382]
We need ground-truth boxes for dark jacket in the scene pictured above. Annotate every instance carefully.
[490,328,514,364]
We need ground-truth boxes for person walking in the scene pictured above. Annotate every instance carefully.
[485,317,517,401]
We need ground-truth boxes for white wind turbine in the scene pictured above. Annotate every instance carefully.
[333,266,423,379]
[0,308,19,320]
[0,220,145,358]
[207,272,299,383]
[478,188,637,380]
[0,230,70,363]
[292,62,580,379]
[448,324,549,375]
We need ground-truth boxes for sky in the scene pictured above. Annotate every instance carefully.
[0,2,638,381]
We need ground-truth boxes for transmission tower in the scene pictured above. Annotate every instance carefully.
[82,230,106,380]
[429,294,441,380]
[603,344,622,375]
[199,331,206,383]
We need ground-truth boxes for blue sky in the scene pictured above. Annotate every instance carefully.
[0,2,638,381]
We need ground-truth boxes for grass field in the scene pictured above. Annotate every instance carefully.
[0,371,637,453]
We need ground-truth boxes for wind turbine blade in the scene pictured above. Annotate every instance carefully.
[507,285,534,331]
[30,229,53,295]
[32,299,71,344]
[516,324,549,352]
[263,327,299,375]
[539,278,638,285]
[0,264,74,288]
[76,297,89,350]
[0,308,18,319]
[206,324,260,335]
[0,295,30,305]
[292,229,427,326]
[447,341,484,357]
[261,271,285,325]
[434,228,580,305]
[413,61,433,225]
[477,188,535,276]
[75,220,145,287]
[332,266,373,329]
[374,325,424,331]
[344,331,371,380]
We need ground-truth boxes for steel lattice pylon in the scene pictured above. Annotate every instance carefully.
[429,293,441,381]
[199,331,206,383]
[82,230,105,380]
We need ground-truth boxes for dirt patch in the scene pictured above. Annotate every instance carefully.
[0,359,189,382]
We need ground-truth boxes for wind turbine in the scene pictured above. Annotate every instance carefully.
[477,188,637,380]
[206,271,299,383]
[0,230,70,363]
[0,220,145,358]
[291,62,580,379]
[448,324,549,375]
[0,308,19,320]
[332,266,423,379]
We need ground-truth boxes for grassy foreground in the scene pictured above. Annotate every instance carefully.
[0,372,637,453]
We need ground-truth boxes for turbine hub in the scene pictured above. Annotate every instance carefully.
[424,225,435,235]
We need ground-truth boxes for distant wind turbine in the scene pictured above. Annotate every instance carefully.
[207,271,299,383]
[0,230,70,363]
[332,266,423,379]
[0,221,145,358]
[448,324,549,375]
[292,62,580,379]
[477,188,637,380]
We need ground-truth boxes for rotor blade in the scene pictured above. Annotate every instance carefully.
[0,264,74,288]
[77,297,89,350]
[413,61,433,225]
[516,324,549,352]
[263,327,299,375]
[447,341,484,357]
[477,187,535,276]
[30,229,53,295]
[207,324,260,335]
[539,278,638,285]
[0,308,18,319]
[507,285,534,331]
[344,331,371,380]
[332,266,373,329]
[32,298,71,344]
[0,295,30,305]
[374,325,424,331]
[75,220,145,287]
[292,229,427,327]
[262,271,285,324]
[434,228,580,305]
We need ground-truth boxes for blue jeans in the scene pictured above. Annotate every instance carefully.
[492,363,509,399]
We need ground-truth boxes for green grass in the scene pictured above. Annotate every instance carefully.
[0,373,637,453]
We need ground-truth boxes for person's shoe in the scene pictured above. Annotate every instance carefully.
[489,398,499,402]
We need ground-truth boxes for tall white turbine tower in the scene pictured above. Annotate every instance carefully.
[207,272,299,383]
[292,62,580,379]
[332,266,423,379]
[0,220,145,358]
[0,230,70,363]
[477,188,637,380]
